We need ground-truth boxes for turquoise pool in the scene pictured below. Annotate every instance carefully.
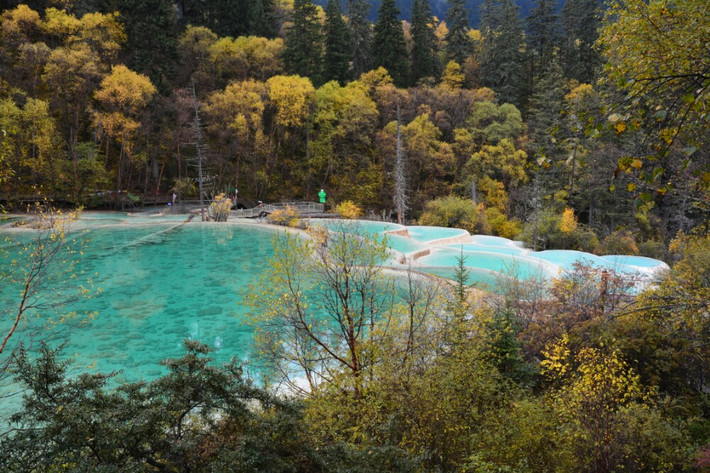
[1,217,281,422]
[306,219,668,284]
[444,243,528,256]
[601,254,667,268]
[406,226,469,243]
[1,214,668,423]
[418,248,557,280]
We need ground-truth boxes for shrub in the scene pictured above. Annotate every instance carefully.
[484,207,521,240]
[209,193,231,222]
[638,240,667,260]
[419,196,490,234]
[336,200,362,219]
[598,230,639,255]
[173,177,197,198]
[517,209,599,252]
[267,205,301,227]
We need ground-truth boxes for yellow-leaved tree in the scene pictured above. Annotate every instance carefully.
[541,335,660,472]
[560,207,577,234]
[93,65,156,205]
[204,79,267,197]
[598,0,709,199]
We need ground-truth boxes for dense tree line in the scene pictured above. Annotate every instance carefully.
[0,0,707,247]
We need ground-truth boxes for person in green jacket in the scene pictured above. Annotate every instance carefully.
[318,189,326,204]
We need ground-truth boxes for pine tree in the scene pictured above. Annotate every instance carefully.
[445,0,472,67]
[347,0,372,79]
[211,0,249,37]
[479,0,526,107]
[248,0,278,38]
[372,0,410,86]
[527,56,566,162]
[178,0,271,37]
[410,0,439,83]
[324,0,352,84]
[526,0,560,84]
[561,0,602,83]
[118,0,179,94]
[526,57,569,205]
[284,0,323,84]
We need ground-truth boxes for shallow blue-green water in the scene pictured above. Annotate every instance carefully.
[1,220,280,419]
[1,214,669,423]
[406,226,469,242]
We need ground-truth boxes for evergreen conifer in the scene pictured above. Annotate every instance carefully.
[561,0,602,83]
[324,0,352,84]
[479,0,526,108]
[284,0,324,84]
[445,0,472,67]
[372,0,410,86]
[347,0,373,78]
[410,0,439,83]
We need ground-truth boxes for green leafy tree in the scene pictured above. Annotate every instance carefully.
[0,340,328,471]
[323,0,351,84]
[372,0,409,87]
[465,100,525,146]
[598,0,709,199]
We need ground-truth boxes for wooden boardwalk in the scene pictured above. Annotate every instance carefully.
[231,201,324,218]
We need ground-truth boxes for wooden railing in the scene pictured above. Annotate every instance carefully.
[231,201,324,218]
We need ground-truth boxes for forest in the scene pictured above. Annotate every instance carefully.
[0,0,708,471]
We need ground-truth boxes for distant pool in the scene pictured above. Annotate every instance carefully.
[406,226,469,243]
[418,248,557,281]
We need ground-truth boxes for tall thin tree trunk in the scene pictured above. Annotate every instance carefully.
[192,82,206,221]
[114,141,124,208]
[394,103,407,224]
[533,173,540,251]
[471,177,477,204]
[569,140,578,198]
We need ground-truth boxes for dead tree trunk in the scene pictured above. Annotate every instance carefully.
[394,103,408,225]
